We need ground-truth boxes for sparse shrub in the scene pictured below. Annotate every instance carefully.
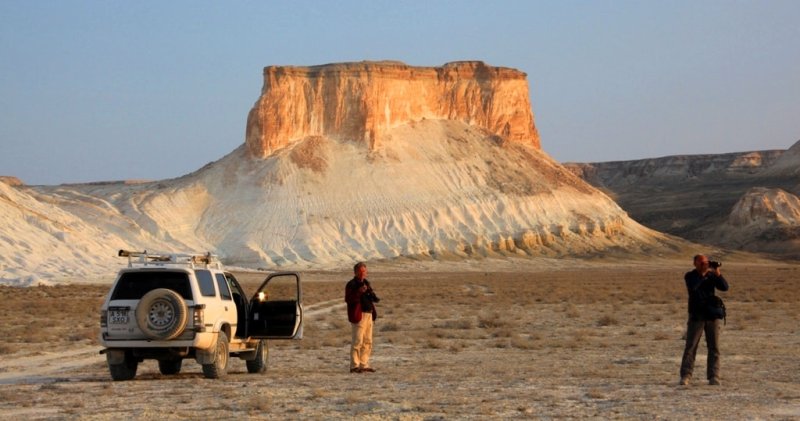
[492,339,510,348]
[491,327,514,338]
[322,336,350,347]
[246,395,271,411]
[743,311,761,321]
[436,319,475,330]
[432,328,451,339]
[653,332,670,340]
[596,315,619,327]
[564,303,580,319]
[449,342,466,353]
[510,336,539,350]
[329,319,349,330]
[299,337,323,349]
[586,389,606,399]
[380,321,401,332]
[68,327,98,342]
[478,313,509,329]
[426,338,446,349]
[310,389,330,400]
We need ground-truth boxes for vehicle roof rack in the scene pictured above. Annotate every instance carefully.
[118,249,222,270]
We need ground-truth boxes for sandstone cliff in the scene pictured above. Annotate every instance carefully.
[245,61,540,158]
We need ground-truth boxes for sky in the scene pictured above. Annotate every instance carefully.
[1,1,798,185]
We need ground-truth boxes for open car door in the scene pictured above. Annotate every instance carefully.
[247,272,303,339]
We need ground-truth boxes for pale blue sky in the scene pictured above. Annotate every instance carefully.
[1,1,798,185]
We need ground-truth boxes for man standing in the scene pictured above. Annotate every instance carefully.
[345,262,379,373]
[680,254,729,386]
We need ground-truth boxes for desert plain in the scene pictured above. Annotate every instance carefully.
[0,258,798,420]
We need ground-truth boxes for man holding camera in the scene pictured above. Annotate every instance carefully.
[345,262,380,373]
[679,254,730,386]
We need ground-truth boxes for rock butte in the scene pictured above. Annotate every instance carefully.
[245,61,540,158]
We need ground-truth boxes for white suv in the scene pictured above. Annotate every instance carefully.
[99,250,303,380]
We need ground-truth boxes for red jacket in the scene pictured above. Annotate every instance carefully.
[345,277,376,323]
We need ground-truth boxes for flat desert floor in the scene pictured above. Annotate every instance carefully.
[0,261,798,419]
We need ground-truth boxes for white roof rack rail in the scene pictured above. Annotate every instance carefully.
[118,249,222,270]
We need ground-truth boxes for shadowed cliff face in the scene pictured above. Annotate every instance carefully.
[566,140,800,258]
[245,61,540,158]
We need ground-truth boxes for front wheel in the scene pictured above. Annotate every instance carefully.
[158,359,183,375]
[202,331,229,379]
[108,352,138,381]
[246,339,269,374]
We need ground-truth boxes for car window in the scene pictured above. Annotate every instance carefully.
[225,273,243,296]
[215,273,232,300]
[111,271,192,300]
[195,270,217,297]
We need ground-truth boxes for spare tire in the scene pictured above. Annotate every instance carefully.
[136,288,188,340]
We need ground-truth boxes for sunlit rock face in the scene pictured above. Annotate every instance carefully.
[708,187,800,257]
[245,61,540,158]
[728,187,800,228]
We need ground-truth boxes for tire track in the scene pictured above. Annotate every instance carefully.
[0,345,103,385]
[304,298,346,317]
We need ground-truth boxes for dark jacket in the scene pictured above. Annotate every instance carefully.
[345,277,377,323]
[685,270,729,320]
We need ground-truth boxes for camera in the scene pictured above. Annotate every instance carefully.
[365,288,380,303]
[709,261,722,269]
[363,280,380,303]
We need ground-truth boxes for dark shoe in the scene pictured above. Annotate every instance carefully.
[350,367,362,373]
[361,367,376,372]
[709,378,721,386]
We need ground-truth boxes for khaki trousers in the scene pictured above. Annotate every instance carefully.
[680,318,722,380]
[350,312,373,369]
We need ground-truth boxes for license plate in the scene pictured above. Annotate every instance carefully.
[109,309,129,324]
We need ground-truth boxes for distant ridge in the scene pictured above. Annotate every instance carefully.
[567,141,800,258]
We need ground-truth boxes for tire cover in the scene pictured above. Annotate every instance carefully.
[136,288,188,340]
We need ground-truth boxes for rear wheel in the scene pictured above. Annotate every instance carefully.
[158,359,183,375]
[202,331,229,379]
[246,339,269,374]
[108,352,138,381]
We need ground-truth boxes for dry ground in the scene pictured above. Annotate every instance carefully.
[0,261,799,419]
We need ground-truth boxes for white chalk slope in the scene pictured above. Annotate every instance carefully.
[1,120,678,284]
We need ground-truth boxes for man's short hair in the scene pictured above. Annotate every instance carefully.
[693,254,706,263]
[353,262,366,273]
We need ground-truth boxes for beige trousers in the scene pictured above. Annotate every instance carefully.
[350,311,373,369]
